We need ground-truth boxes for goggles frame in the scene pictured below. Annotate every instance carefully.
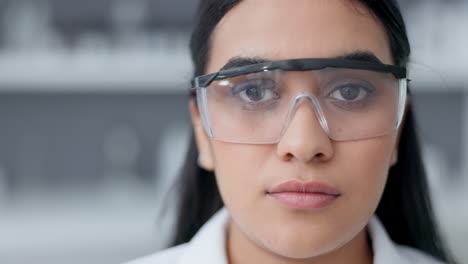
[191,58,408,143]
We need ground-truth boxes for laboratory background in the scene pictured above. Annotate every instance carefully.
[0,0,466,263]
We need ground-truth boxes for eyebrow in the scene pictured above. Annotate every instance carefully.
[220,51,384,71]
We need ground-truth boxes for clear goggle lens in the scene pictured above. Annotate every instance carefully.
[197,67,407,144]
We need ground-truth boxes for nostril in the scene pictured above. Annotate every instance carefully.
[284,153,294,161]
[314,153,326,161]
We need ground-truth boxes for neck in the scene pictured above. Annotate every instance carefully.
[226,220,373,264]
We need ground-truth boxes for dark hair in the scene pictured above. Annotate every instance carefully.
[169,0,456,262]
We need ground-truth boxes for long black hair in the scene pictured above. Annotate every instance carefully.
[169,0,456,262]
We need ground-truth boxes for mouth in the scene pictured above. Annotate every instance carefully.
[266,180,341,210]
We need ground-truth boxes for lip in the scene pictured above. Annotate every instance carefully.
[267,180,341,209]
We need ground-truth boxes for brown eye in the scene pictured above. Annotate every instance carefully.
[234,79,277,103]
[245,85,265,102]
[330,84,368,102]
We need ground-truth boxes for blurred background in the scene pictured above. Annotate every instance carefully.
[0,0,466,263]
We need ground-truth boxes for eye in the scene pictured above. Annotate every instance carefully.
[233,79,278,103]
[329,84,370,102]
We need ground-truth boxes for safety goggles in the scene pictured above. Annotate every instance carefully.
[191,58,408,144]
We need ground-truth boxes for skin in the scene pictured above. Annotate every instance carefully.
[190,0,405,263]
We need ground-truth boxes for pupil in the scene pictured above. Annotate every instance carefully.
[340,86,359,100]
[246,86,264,101]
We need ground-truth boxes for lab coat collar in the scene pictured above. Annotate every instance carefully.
[177,208,230,263]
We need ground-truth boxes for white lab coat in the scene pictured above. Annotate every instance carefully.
[126,208,444,264]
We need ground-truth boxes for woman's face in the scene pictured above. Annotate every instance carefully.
[191,0,402,261]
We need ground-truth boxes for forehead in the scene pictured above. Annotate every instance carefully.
[207,0,393,73]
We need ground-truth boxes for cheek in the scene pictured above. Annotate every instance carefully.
[333,135,397,217]
[210,141,273,208]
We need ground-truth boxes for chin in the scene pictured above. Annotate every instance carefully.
[257,232,347,260]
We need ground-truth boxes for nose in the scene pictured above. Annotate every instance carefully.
[276,96,334,163]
